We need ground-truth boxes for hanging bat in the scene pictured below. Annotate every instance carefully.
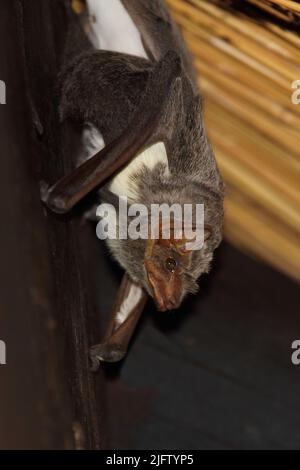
[41,0,224,367]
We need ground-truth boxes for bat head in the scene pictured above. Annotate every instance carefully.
[143,222,212,311]
[102,174,224,311]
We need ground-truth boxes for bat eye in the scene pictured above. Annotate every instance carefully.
[165,257,177,273]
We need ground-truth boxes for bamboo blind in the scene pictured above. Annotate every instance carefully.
[167,0,300,283]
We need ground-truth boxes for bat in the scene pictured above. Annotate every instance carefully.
[42,0,224,366]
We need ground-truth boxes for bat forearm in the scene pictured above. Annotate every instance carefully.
[90,274,147,366]
[42,51,181,214]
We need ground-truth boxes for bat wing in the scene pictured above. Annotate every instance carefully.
[42,50,184,214]
[122,0,198,91]
[90,273,147,366]
[59,49,153,143]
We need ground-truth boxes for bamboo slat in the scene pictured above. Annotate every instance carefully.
[167,0,300,283]
[191,0,300,60]
[247,0,300,16]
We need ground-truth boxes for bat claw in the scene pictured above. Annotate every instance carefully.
[89,343,127,365]
[89,353,101,373]
[40,181,69,214]
[40,180,49,202]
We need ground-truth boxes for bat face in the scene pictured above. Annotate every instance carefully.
[145,241,186,311]
[102,143,224,312]
[107,241,200,311]
[105,203,220,311]
[143,219,216,310]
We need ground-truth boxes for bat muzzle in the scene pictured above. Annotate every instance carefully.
[145,260,182,312]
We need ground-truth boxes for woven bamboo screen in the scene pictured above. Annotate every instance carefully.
[167,0,300,283]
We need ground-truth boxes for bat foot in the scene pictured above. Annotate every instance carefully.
[40,180,49,202]
[40,180,69,214]
[89,354,101,373]
[89,343,127,368]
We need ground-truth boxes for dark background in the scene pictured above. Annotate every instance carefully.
[100,241,300,450]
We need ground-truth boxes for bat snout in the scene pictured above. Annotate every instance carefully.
[145,260,182,312]
[155,294,181,312]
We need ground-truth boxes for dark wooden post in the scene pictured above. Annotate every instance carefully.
[0,0,106,449]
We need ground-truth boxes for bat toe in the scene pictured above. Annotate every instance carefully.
[90,343,127,366]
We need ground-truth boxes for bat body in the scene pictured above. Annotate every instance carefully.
[42,0,224,364]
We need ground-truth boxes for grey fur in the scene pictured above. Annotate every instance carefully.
[59,0,224,304]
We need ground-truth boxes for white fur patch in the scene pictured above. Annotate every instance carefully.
[86,0,148,58]
[109,142,169,199]
[83,123,105,158]
[82,3,167,204]
[115,283,143,325]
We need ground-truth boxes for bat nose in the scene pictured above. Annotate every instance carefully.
[165,295,179,310]
[156,294,180,312]
[145,260,182,311]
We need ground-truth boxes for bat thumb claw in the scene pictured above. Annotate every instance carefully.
[89,343,127,365]
[89,353,101,373]
[40,180,69,214]
[40,180,49,202]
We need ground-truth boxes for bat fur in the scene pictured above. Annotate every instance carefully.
[55,0,224,306]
